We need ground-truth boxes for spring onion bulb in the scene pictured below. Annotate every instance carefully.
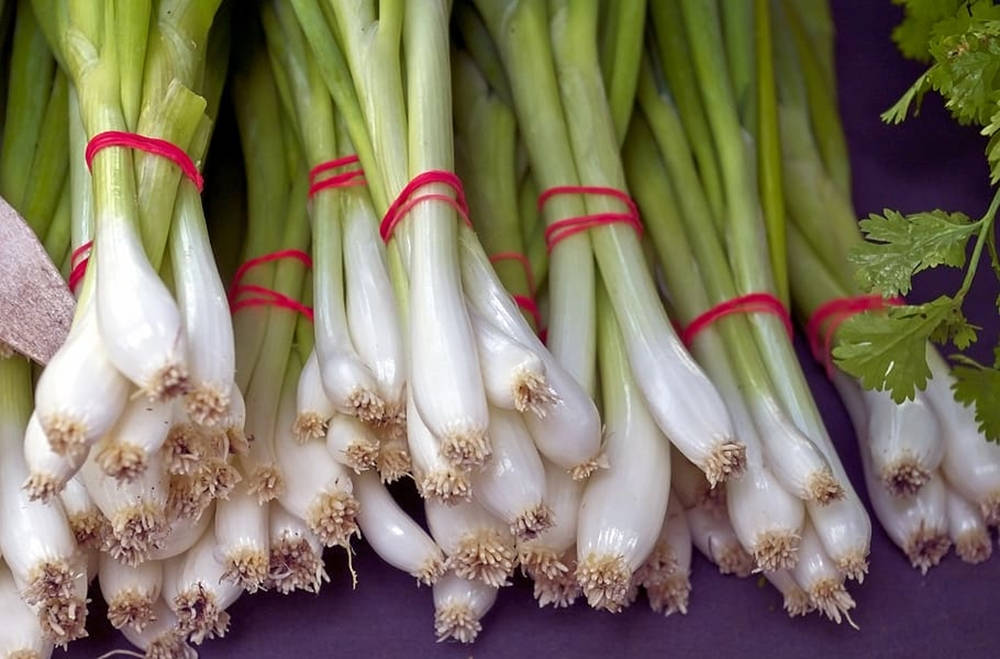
[59,475,109,552]
[0,560,52,659]
[326,414,380,474]
[518,459,584,585]
[353,471,446,584]
[765,569,813,618]
[457,231,603,477]
[407,392,471,503]
[223,387,250,456]
[95,397,174,483]
[147,504,215,563]
[686,501,754,578]
[432,571,498,644]
[80,447,168,566]
[925,349,1000,525]
[214,478,269,593]
[471,406,551,540]
[98,554,162,632]
[377,435,413,484]
[637,492,692,617]
[266,504,329,594]
[33,296,129,459]
[791,522,855,626]
[24,412,85,502]
[425,498,516,588]
[470,313,557,416]
[163,527,243,645]
[859,388,943,497]
[293,350,336,442]
[945,486,992,564]
[119,599,194,659]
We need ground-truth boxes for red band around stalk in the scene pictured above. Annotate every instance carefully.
[537,185,643,252]
[308,154,366,198]
[229,249,314,321]
[489,251,544,334]
[681,292,793,347]
[806,294,903,376]
[68,240,93,293]
[380,170,472,243]
[85,131,204,192]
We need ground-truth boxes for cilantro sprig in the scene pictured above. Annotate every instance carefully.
[835,0,1000,441]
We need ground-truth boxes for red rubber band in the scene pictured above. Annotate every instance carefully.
[489,251,536,294]
[67,240,93,293]
[681,292,793,347]
[308,155,366,198]
[379,171,472,243]
[806,295,903,377]
[537,185,643,252]
[229,249,313,320]
[85,131,203,192]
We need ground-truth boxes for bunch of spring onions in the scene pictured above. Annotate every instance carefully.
[0,0,995,656]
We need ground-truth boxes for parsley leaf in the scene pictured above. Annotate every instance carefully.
[850,209,977,296]
[891,0,966,63]
[951,356,1000,441]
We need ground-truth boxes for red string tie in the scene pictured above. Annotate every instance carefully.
[68,240,93,293]
[681,292,793,347]
[806,294,903,377]
[308,154,366,198]
[229,249,314,321]
[537,185,643,252]
[85,131,203,192]
[489,251,545,335]
[379,170,472,243]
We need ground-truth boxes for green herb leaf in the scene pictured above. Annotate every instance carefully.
[833,298,961,402]
[891,0,966,63]
[951,358,1000,441]
[850,209,977,296]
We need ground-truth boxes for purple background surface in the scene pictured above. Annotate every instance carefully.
[69,1,1000,657]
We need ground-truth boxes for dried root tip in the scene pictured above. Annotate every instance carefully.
[168,474,214,521]
[107,590,156,632]
[0,341,14,359]
[806,469,845,505]
[222,548,269,593]
[292,413,328,443]
[647,574,691,616]
[307,490,360,548]
[226,427,250,456]
[448,531,516,588]
[715,544,754,578]
[419,469,472,504]
[979,491,1000,526]
[576,554,631,613]
[342,438,380,474]
[173,586,229,645]
[880,458,930,498]
[68,510,110,550]
[348,389,386,426]
[40,415,87,459]
[414,556,447,586]
[783,588,814,618]
[701,441,747,487]
[568,452,610,481]
[904,524,951,574]
[109,503,166,566]
[202,459,241,502]
[377,440,411,484]
[97,441,148,482]
[439,429,491,469]
[752,530,800,572]
[143,363,190,402]
[434,605,483,644]
[518,546,569,581]
[22,561,77,606]
[246,464,284,505]
[533,568,580,608]
[267,538,329,594]
[22,473,61,503]
[7,650,44,659]
[511,503,553,541]
[146,631,196,659]
[512,369,560,417]
[38,596,88,646]
[826,555,862,588]
[185,384,230,427]
[635,544,677,587]
[955,530,993,564]
[808,578,857,627]
[163,425,206,476]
